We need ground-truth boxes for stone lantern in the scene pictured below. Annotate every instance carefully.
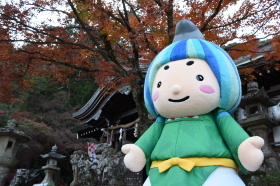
[34,145,66,186]
[237,82,280,172]
[0,119,30,186]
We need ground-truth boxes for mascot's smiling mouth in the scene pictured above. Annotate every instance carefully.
[168,96,190,103]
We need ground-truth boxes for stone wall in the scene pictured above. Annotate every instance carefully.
[70,143,127,186]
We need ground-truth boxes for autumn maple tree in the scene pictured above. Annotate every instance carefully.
[0,0,279,131]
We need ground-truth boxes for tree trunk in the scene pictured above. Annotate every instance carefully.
[131,81,150,136]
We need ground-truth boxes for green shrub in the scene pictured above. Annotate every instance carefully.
[257,171,280,186]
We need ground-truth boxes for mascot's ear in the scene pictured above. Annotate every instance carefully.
[173,20,205,43]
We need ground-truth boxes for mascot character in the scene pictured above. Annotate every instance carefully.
[122,20,264,186]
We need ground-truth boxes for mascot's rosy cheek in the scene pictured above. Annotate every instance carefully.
[200,85,215,94]
[153,92,159,102]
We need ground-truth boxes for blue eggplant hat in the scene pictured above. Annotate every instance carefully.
[144,20,241,120]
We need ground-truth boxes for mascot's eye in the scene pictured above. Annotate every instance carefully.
[186,61,194,66]
[196,75,204,81]
[164,65,169,70]
[157,81,162,88]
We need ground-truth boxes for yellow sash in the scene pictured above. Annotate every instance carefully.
[151,157,238,173]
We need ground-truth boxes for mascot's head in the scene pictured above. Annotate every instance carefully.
[144,20,241,120]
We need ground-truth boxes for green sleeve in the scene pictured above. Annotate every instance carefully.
[135,121,165,173]
[214,108,249,174]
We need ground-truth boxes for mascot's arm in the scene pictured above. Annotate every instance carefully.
[122,121,165,173]
[122,144,146,172]
[214,109,263,173]
[238,136,264,171]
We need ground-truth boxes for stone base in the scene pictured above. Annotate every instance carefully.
[0,166,10,186]
[33,183,49,186]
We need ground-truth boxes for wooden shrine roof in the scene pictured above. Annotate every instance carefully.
[234,42,280,97]
[71,84,138,139]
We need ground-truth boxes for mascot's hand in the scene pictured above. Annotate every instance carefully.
[122,144,146,172]
[238,136,264,171]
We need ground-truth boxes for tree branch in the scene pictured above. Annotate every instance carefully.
[123,0,141,23]
[153,0,174,43]
[200,0,223,32]
[204,1,276,31]
[0,39,100,53]
[67,0,109,57]
[68,0,129,77]
[19,49,99,73]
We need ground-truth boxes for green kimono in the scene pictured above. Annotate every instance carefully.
[135,108,249,186]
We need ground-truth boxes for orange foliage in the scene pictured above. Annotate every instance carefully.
[0,0,279,102]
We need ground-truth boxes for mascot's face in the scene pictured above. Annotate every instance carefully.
[152,58,220,118]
